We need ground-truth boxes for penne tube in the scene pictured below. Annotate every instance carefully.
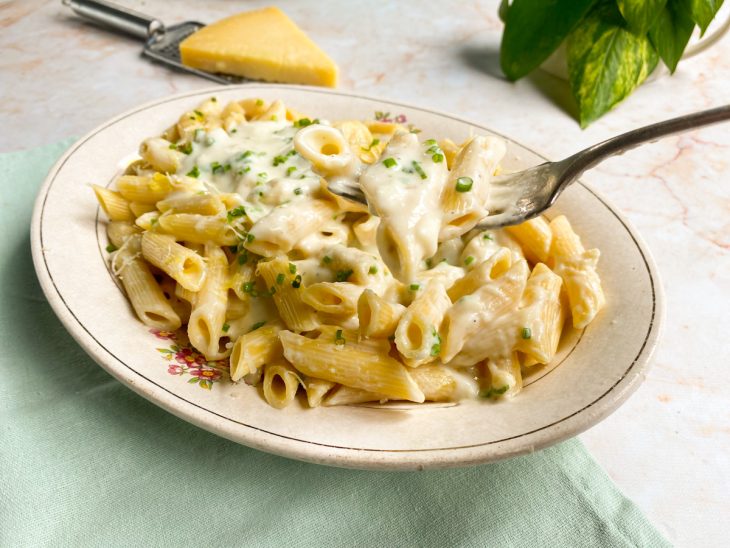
[515,263,565,364]
[115,174,176,204]
[439,136,506,241]
[187,245,229,360]
[301,282,364,316]
[111,234,181,331]
[549,216,605,329]
[280,330,425,402]
[394,282,451,367]
[257,256,319,332]
[262,362,302,409]
[92,185,133,222]
[441,259,529,363]
[323,385,385,406]
[482,353,522,398]
[246,199,337,257]
[506,216,552,264]
[128,201,157,217]
[447,247,512,301]
[139,137,185,173]
[107,221,140,248]
[157,213,238,246]
[252,99,286,121]
[293,124,355,176]
[303,377,336,408]
[357,289,405,338]
[409,365,458,401]
[229,324,283,381]
[141,232,207,291]
[157,192,225,216]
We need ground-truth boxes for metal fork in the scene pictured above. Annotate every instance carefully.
[328,105,730,229]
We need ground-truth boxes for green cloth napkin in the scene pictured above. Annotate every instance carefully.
[0,141,669,548]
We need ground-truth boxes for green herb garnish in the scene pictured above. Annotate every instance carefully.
[409,283,420,291]
[322,255,333,265]
[291,274,302,288]
[464,256,475,266]
[288,263,297,274]
[521,327,532,340]
[246,233,255,243]
[412,161,427,180]
[362,138,380,151]
[480,385,510,399]
[430,330,442,357]
[455,176,473,192]
[226,206,246,222]
[249,321,266,332]
[335,269,353,282]
[334,329,346,346]
[222,323,230,333]
[294,118,312,128]
[105,243,118,253]
[186,166,200,178]
[286,166,297,176]
[382,157,397,168]
[368,265,378,275]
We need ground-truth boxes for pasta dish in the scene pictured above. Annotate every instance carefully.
[93,97,605,408]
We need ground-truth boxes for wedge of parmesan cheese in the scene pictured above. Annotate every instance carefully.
[179,6,338,87]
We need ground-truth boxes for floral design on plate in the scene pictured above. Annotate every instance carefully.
[151,329,229,390]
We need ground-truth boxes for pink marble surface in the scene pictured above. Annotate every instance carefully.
[2,1,729,545]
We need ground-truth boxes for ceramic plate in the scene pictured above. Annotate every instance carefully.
[31,85,664,470]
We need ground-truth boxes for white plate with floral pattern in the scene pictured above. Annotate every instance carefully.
[30,85,664,470]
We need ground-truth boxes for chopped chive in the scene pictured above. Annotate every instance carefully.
[211,161,224,173]
[412,161,427,180]
[322,255,332,264]
[409,283,420,291]
[455,176,473,192]
[272,154,289,166]
[238,150,253,161]
[334,329,346,346]
[294,118,312,128]
[432,153,444,163]
[249,321,266,332]
[425,258,433,268]
[424,139,437,146]
[193,109,203,118]
[242,281,257,296]
[480,385,509,399]
[222,323,230,333]
[362,138,380,151]
[430,330,441,357]
[286,166,297,176]
[521,327,532,340]
[368,265,378,275]
[276,273,285,285]
[288,263,297,274]
[186,166,200,178]
[226,206,246,222]
[105,243,118,253]
[231,128,237,133]
[257,172,268,180]
[483,233,493,240]
[291,274,302,288]
[246,233,255,243]
[255,99,264,106]
[168,143,177,150]
[237,252,248,265]
[211,97,217,102]
[464,256,475,266]
[178,142,192,155]
[382,157,397,168]
[335,269,353,282]
[293,187,303,195]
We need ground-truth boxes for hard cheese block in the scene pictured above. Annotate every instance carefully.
[179,7,338,87]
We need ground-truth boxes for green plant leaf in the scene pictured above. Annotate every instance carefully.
[688,0,724,34]
[500,0,597,80]
[618,0,668,33]
[567,3,659,127]
[498,0,510,23]
[649,0,696,71]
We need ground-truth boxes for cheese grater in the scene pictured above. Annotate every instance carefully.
[62,0,245,84]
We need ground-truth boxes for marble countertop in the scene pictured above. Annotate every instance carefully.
[3,1,728,545]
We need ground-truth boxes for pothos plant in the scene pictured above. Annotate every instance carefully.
[499,0,725,127]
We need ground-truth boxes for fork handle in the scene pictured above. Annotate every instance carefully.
[561,104,730,183]
[62,0,164,40]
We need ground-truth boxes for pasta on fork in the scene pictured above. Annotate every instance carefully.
[94,96,605,409]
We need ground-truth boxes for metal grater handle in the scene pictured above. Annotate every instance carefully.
[62,0,164,40]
